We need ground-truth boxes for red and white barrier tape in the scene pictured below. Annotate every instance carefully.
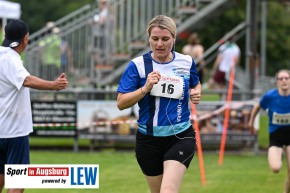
[33,123,76,127]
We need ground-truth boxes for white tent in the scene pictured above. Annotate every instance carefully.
[0,0,21,40]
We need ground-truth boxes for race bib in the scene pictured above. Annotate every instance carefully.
[150,75,184,99]
[272,112,290,125]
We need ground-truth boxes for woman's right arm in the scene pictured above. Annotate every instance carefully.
[117,87,147,110]
[117,71,161,110]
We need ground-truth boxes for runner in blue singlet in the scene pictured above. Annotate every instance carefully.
[249,69,290,193]
[117,15,201,193]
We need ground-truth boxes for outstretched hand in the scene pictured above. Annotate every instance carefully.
[54,73,68,91]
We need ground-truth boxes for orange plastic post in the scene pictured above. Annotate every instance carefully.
[191,103,206,185]
[218,57,236,165]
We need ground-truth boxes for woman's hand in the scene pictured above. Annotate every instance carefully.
[142,71,161,93]
[248,123,257,135]
[190,83,201,104]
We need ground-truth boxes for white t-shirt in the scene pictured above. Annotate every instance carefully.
[94,7,108,23]
[218,42,240,73]
[0,47,32,138]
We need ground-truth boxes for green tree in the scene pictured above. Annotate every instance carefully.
[265,2,290,75]
[9,0,94,33]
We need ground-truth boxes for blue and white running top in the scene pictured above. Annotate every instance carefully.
[117,51,200,136]
[260,89,290,133]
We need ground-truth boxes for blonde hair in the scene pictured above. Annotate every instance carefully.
[275,69,290,80]
[147,15,176,38]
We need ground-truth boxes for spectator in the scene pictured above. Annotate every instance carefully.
[182,33,205,83]
[248,69,290,193]
[0,19,68,193]
[60,37,74,76]
[92,0,109,64]
[92,0,117,65]
[94,0,108,27]
[39,22,62,80]
[207,36,240,90]
[117,15,201,193]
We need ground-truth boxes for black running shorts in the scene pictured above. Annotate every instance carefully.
[269,126,290,147]
[135,126,196,176]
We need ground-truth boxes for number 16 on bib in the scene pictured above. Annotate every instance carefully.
[150,75,184,99]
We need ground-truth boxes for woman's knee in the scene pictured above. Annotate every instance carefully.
[269,163,282,173]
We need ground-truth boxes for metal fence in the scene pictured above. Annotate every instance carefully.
[24,0,224,88]
[24,4,97,87]
[24,0,263,93]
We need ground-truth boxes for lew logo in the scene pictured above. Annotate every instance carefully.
[5,164,99,189]
[70,167,98,185]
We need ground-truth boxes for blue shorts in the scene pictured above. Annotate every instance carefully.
[0,135,30,174]
[135,126,196,176]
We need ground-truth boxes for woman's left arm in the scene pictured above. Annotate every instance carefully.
[190,82,201,104]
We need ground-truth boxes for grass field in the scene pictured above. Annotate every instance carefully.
[5,150,286,193]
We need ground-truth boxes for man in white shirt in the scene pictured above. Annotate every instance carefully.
[207,36,240,90]
[0,19,68,193]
